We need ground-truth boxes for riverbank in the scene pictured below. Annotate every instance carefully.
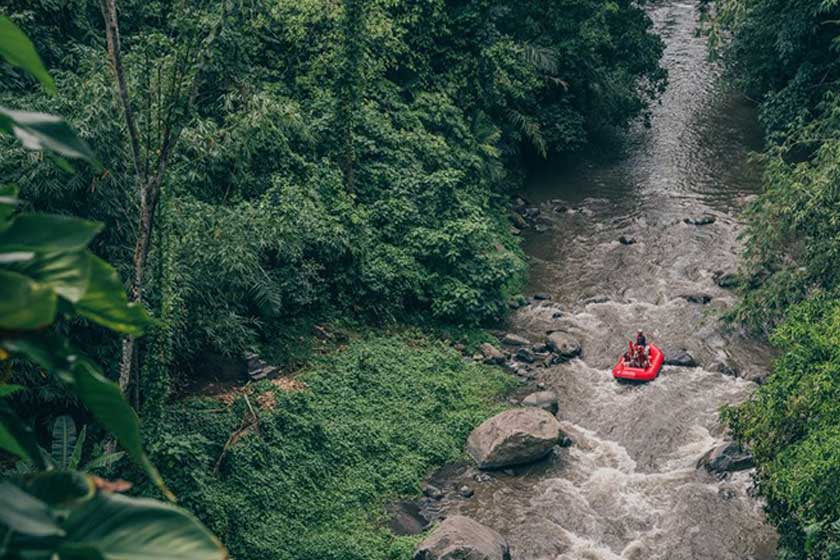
[143,332,516,560]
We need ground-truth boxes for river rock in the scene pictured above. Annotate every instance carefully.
[534,224,549,233]
[742,370,769,385]
[681,293,712,304]
[467,408,562,469]
[697,442,754,474]
[501,333,530,347]
[459,486,474,498]
[414,516,511,560]
[510,227,521,236]
[523,207,540,219]
[532,292,552,301]
[422,484,445,500]
[684,216,716,226]
[388,501,429,536]
[507,294,528,309]
[664,350,698,367]
[515,347,536,363]
[479,343,505,365]
[709,361,739,377]
[713,270,740,289]
[532,342,549,353]
[521,390,559,414]
[618,235,636,245]
[546,331,581,358]
[511,213,529,229]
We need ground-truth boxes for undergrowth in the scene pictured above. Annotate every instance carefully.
[142,333,516,560]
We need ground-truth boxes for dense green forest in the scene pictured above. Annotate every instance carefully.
[0,1,666,559]
[708,0,840,557]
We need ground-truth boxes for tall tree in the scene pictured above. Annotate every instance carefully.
[98,0,230,402]
[335,0,365,193]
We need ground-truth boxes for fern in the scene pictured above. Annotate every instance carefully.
[507,109,548,157]
[522,43,559,76]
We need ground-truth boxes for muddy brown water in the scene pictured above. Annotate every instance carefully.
[417,1,778,558]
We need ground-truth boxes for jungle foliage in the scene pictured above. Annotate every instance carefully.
[0,0,664,399]
[1,1,666,558]
[709,0,840,557]
[0,17,224,558]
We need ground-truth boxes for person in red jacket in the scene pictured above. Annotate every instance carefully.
[636,330,647,348]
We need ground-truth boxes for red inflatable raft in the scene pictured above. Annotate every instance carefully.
[612,343,664,382]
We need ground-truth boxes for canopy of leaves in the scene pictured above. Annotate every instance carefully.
[0,0,665,383]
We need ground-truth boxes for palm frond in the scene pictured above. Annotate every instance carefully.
[507,109,547,157]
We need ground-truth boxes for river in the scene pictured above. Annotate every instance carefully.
[422,1,778,558]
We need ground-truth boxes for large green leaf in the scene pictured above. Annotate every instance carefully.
[10,250,92,303]
[59,492,226,560]
[0,183,19,224]
[75,255,153,335]
[0,481,64,537]
[0,214,102,253]
[70,358,172,500]
[51,415,77,470]
[0,401,46,468]
[0,107,101,169]
[69,425,87,471]
[21,471,95,508]
[0,334,168,498]
[0,16,55,94]
[0,269,57,329]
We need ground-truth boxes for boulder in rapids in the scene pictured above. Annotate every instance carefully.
[466,408,562,469]
[709,361,739,377]
[664,350,698,367]
[697,442,754,474]
[521,390,558,414]
[414,515,511,560]
[684,216,716,226]
[618,235,636,245]
[545,331,581,359]
[681,293,712,304]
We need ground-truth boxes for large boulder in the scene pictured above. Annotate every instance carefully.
[479,343,505,365]
[664,350,698,367]
[414,516,511,560]
[467,408,562,469]
[521,390,559,415]
[545,332,581,359]
[697,442,754,475]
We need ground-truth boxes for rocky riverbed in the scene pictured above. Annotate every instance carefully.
[402,0,779,558]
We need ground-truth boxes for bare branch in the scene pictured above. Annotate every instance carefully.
[99,0,145,184]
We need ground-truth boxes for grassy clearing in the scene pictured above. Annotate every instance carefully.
[146,332,515,560]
